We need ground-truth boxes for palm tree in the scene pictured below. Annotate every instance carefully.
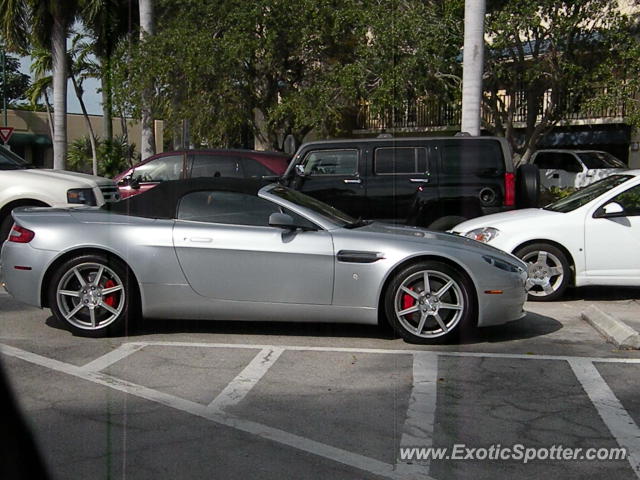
[0,0,80,169]
[138,0,155,160]
[461,0,486,136]
[80,0,133,146]
[26,46,54,140]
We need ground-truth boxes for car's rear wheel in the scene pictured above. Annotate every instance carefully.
[48,254,133,337]
[384,261,473,344]
[514,243,570,301]
[428,216,468,232]
[0,215,13,243]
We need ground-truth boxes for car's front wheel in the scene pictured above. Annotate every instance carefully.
[514,243,570,301]
[48,254,134,337]
[384,261,474,344]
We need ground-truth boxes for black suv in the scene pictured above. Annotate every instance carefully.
[282,136,537,230]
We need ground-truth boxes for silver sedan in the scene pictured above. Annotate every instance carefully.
[0,178,527,344]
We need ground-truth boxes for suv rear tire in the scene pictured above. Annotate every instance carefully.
[516,164,540,208]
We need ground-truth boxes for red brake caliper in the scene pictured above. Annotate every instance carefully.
[104,280,116,307]
[402,288,415,311]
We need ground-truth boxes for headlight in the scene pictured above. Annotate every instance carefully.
[67,188,97,205]
[465,227,499,243]
[482,255,523,273]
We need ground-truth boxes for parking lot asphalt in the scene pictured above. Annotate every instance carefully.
[1,288,640,480]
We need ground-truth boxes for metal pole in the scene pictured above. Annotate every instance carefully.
[2,47,7,127]
[461,0,486,136]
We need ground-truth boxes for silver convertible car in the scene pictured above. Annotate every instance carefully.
[0,178,527,344]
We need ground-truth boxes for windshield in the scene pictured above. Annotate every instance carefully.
[577,152,626,169]
[0,146,29,170]
[545,174,633,213]
[268,184,357,227]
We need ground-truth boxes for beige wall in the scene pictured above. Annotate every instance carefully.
[5,109,163,168]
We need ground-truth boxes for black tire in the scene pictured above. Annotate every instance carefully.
[514,243,571,302]
[516,164,540,208]
[47,254,136,337]
[384,261,474,344]
[0,214,13,243]
[428,216,468,232]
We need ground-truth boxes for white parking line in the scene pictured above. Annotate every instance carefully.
[397,352,439,476]
[570,359,640,478]
[0,343,431,480]
[128,340,640,364]
[208,347,284,411]
[80,343,147,372]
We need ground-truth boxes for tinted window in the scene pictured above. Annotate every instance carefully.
[302,149,358,176]
[611,184,640,216]
[242,158,272,177]
[374,147,427,174]
[178,191,279,225]
[0,147,28,170]
[189,155,242,178]
[534,152,582,172]
[578,152,626,169]
[441,141,505,175]
[533,152,558,170]
[545,175,633,212]
[132,155,183,182]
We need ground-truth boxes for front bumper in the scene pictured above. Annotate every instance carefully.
[476,270,528,327]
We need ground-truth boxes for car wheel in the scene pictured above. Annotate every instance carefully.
[428,216,468,231]
[48,254,134,337]
[516,164,540,208]
[514,243,570,301]
[384,261,473,344]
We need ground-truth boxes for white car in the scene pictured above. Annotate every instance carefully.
[528,149,626,190]
[452,171,640,300]
[0,147,119,241]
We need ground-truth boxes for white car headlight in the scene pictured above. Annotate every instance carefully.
[465,227,500,243]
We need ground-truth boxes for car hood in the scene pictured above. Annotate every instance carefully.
[357,222,524,265]
[451,208,565,233]
[8,168,112,187]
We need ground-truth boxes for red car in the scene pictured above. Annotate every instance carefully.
[114,149,291,199]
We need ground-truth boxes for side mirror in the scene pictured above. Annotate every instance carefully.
[294,164,306,177]
[595,202,625,218]
[269,212,296,230]
[129,176,140,190]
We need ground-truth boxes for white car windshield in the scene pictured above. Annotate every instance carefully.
[544,174,634,213]
[0,147,30,170]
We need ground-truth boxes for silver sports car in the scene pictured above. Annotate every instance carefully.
[0,178,527,344]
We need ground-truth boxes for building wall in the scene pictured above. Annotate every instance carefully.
[3,109,164,168]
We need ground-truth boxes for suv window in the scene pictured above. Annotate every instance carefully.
[441,141,505,175]
[189,155,243,178]
[302,149,358,176]
[242,158,272,177]
[374,147,427,174]
[611,184,640,217]
[132,154,184,182]
[534,152,582,172]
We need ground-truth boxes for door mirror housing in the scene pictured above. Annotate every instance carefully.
[595,201,625,218]
[294,164,306,177]
[269,212,296,229]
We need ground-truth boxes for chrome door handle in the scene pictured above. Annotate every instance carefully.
[188,237,213,243]
[343,179,362,184]
[409,178,429,183]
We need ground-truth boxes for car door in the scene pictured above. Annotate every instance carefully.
[173,190,335,304]
[556,153,584,188]
[532,152,561,189]
[584,183,640,279]
[289,148,366,218]
[364,144,436,223]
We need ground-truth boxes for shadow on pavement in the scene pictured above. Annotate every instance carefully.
[564,285,640,301]
[45,310,563,346]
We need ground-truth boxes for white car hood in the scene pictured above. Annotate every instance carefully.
[34,169,113,186]
[452,208,566,233]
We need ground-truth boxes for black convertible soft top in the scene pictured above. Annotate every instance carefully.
[103,178,271,219]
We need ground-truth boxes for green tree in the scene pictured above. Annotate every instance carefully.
[483,0,636,161]
[0,0,81,169]
[0,52,30,105]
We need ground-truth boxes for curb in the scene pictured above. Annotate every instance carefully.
[581,304,640,350]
